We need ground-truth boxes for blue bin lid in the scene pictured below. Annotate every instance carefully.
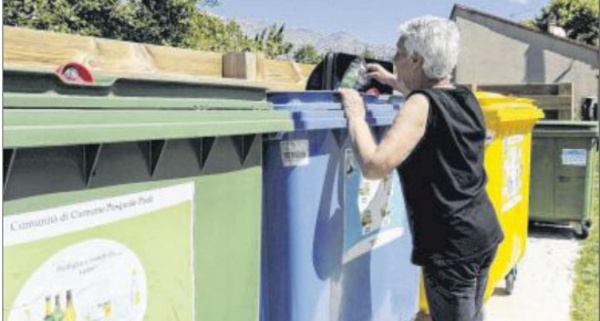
[267,91,401,130]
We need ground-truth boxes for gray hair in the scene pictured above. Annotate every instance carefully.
[397,16,460,80]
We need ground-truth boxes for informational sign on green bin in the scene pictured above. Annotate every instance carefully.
[3,183,195,321]
[343,149,405,264]
[561,149,588,166]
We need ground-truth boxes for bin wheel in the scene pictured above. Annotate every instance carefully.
[505,268,517,295]
[584,219,593,229]
[575,223,590,240]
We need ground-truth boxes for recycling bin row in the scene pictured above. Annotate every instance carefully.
[3,66,418,321]
[4,65,545,321]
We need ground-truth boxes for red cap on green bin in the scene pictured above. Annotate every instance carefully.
[56,62,94,84]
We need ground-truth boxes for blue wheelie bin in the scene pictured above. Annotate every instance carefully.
[261,91,420,321]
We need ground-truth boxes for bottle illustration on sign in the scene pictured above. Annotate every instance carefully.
[43,297,53,321]
[380,207,391,226]
[361,210,373,234]
[8,240,150,321]
[357,176,394,236]
[64,290,76,321]
[53,295,64,321]
[101,301,113,320]
[359,184,370,196]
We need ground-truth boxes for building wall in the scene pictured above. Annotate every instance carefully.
[454,11,599,111]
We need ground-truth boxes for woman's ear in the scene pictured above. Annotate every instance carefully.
[412,55,424,71]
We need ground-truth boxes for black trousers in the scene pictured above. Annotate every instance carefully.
[422,248,498,321]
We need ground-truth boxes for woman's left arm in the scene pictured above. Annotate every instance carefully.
[340,88,429,180]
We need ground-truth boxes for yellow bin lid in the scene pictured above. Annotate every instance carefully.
[476,91,545,123]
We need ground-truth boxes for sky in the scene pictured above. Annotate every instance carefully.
[207,0,549,45]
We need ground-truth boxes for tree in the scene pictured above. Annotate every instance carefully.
[526,0,599,45]
[3,0,221,48]
[3,0,132,38]
[3,0,294,59]
[293,45,323,64]
[191,11,255,52]
[250,24,294,59]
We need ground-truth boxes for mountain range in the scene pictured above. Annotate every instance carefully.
[232,18,396,60]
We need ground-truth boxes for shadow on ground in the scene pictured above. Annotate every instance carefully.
[528,222,578,240]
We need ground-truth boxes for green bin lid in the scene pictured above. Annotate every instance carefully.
[4,65,272,110]
[533,120,599,138]
[3,65,295,148]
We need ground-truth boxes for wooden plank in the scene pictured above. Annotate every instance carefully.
[3,26,223,78]
[261,58,313,83]
[558,110,574,120]
[3,26,317,90]
[143,44,222,78]
[523,95,572,110]
[222,52,314,89]
[297,63,317,79]
[262,59,301,82]
[476,83,563,95]
[4,26,97,68]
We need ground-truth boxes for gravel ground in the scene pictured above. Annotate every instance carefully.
[415,224,582,321]
[485,224,582,321]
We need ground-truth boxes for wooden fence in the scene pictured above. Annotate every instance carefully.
[3,26,316,91]
[473,83,575,120]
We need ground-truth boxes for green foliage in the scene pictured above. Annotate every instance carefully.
[2,0,209,47]
[249,24,294,59]
[4,0,129,37]
[191,16,293,58]
[293,45,323,64]
[191,11,254,52]
[3,0,295,58]
[526,0,599,45]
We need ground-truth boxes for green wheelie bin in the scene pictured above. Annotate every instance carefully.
[529,121,599,239]
[3,65,293,321]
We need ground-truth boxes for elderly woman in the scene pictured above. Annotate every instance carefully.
[340,16,504,321]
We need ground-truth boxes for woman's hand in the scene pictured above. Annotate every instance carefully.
[366,63,396,88]
[339,88,366,121]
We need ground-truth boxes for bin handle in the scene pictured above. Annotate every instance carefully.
[55,62,95,85]
[54,62,123,88]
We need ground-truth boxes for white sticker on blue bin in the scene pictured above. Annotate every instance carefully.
[343,149,404,264]
[561,149,587,166]
[281,140,310,167]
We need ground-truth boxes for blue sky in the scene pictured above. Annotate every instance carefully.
[208,0,549,45]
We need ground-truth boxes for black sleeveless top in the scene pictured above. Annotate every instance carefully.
[398,86,504,266]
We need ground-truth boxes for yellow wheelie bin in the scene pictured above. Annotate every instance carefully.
[419,92,544,313]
